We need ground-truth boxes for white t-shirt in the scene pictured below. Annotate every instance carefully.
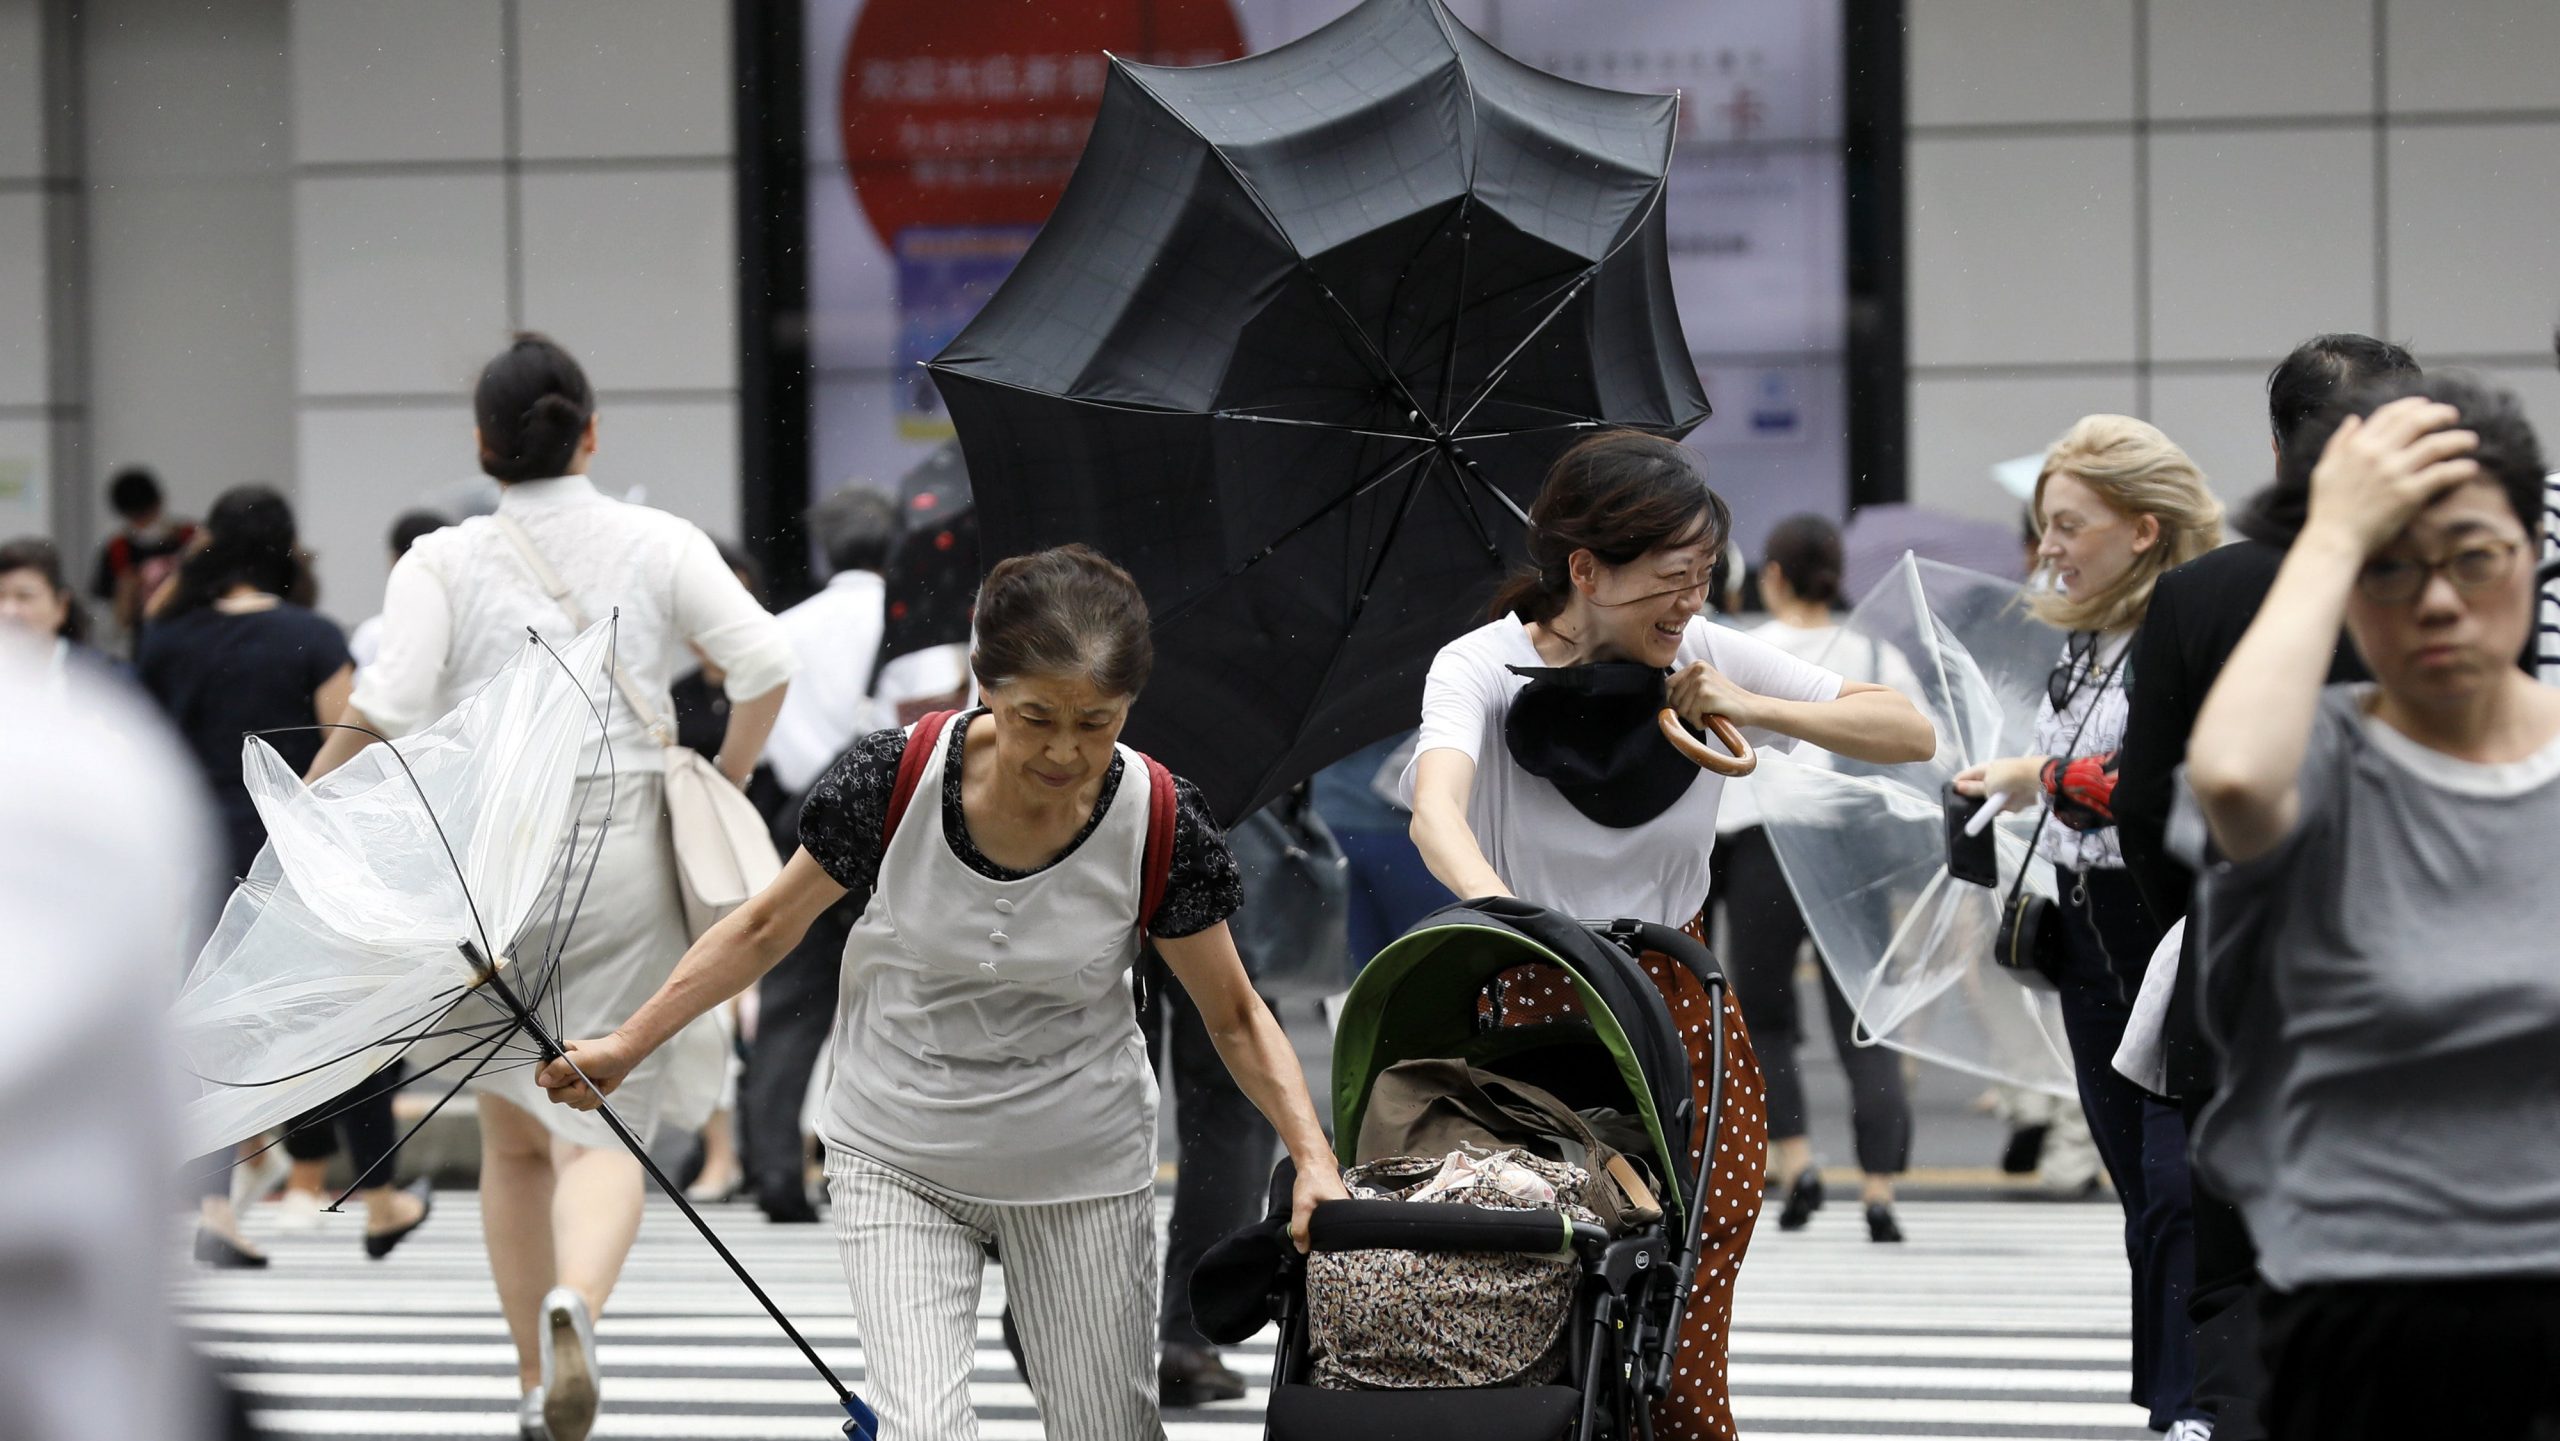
[765,570,887,794]
[1402,615,1844,928]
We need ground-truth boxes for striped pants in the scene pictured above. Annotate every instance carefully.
[825,1149,1164,1441]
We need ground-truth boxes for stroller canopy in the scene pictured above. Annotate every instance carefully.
[1332,898,1699,1213]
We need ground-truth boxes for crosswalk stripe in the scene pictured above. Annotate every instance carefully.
[189,1193,2160,1440]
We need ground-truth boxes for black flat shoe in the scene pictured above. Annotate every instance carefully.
[757,1186,820,1224]
[1160,1343,1248,1408]
[2000,1123,2049,1175]
[194,1226,268,1269]
[364,1177,435,1260]
[1865,1203,1904,1243]
[1777,1170,1825,1231]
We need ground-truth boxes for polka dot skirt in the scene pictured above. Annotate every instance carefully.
[1484,912,1770,1441]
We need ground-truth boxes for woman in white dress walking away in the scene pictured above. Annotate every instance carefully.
[306,334,795,1440]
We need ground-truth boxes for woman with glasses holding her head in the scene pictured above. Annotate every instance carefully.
[2187,377,2560,1440]
[1955,416,2223,1438]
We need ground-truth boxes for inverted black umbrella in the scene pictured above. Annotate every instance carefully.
[877,441,980,671]
[926,0,1709,823]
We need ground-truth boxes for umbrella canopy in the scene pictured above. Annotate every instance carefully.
[1749,554,2076,1097]
[172,622,617,1155]
[1841,504,2029,605]
[926,0,1709,823]
[877,441,980,671]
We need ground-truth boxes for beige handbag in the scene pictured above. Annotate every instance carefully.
[494,516,782,939]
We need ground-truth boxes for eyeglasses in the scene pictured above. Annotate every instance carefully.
[2354,539,2523,605]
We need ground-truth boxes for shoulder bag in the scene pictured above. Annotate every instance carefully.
[494,515,782,939]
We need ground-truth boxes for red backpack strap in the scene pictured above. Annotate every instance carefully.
[883,710,961,850]
[1138,753,1178,936]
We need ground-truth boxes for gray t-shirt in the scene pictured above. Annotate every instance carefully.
[2194,685,2560,1288]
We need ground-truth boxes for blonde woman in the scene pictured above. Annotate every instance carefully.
[1954,414,2222,1438]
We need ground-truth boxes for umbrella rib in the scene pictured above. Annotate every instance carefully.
[1906,557,1970,764]
[1430,450,1508,564]
[1108,62,1442,436]
[522,621,626,1038]
[1445,169,1679,437]
[251,719,501,964]
[1211,410,1435,444]
[1452,420,1607,444]
[180,987,499,1090]
[1421,1,1481,429]
[1452,452,1535,528]
[1229,451,1447,816]
[918,364,1207,419]
[324,1016,527,1208]
[1153,441,1436,630]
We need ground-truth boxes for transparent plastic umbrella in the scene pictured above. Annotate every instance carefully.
[168,617,880,1438]
[1750,554,2077,1096]
[173,620,617,1156]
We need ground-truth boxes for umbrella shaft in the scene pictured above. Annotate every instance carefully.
[459,943,862,1414]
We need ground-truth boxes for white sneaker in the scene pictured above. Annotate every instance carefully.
[271,1189,326,1233]
[538,1287,598,1441]
[2166,1420,2214,1441]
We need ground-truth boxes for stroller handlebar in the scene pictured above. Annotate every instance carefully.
[1307,1199,1608,1260]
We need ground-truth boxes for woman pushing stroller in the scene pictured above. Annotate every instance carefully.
[1404,430,1934,1440]
[541,545,1346,1441]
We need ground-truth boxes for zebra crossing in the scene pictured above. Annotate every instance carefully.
[181,1191,2157,1439]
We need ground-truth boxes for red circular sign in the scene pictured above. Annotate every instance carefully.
[840,0,1246,246]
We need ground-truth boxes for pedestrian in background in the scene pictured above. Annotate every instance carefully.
[137,484,433,1264]
[1957,415,2223,1438]
[2189,376,2560,1440]
[89,465,195,654]
[2114,331,2415,1441]
[738,484,900,1223]
[0,537,107,689]
[349,509,450,670]
[1713,513,1917,1243]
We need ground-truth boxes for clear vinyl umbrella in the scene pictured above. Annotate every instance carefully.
[168,617,880,1437]
[1750,554,2077,1097]
[173,620,617,1155]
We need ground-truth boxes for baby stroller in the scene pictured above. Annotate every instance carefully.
[1195,896,1733,1441]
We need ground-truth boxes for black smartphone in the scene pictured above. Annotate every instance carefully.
[1943,780,1999,889]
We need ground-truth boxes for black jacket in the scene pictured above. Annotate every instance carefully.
[2115,539,2364,1097]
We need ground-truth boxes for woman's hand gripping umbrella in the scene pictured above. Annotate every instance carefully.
[170,617,880,1440]
[1748,554,2080,1096]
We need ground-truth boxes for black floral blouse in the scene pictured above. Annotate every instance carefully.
[798,714,1241,939]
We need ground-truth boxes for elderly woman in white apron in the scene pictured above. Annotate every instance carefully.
[542,544,1346,1440]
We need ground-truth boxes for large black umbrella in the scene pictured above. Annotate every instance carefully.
[877,441,980,671]
[927,0,1709,823]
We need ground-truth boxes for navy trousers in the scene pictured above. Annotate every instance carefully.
[2052,863,2204,1431]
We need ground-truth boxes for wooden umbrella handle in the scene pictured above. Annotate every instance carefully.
[1658,708,1757,777]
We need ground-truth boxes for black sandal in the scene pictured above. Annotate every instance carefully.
[1777,1169,1825,1231]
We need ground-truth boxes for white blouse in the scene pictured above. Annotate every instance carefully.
[351,476,793,771]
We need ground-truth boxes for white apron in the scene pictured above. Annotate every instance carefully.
[818,722,1159,1202]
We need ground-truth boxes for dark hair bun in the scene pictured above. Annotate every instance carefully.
[476,334,596,482]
